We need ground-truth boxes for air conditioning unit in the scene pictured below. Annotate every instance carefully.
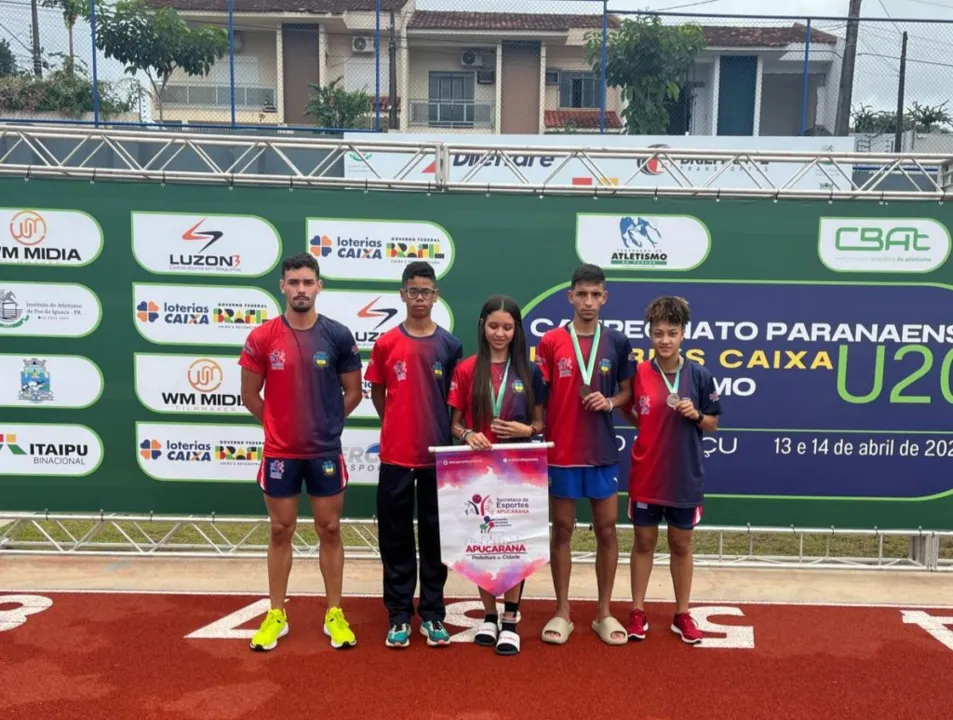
[461,51,485,68]
[352,36,376,53]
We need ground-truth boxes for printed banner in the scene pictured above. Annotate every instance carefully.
[436,445,550,597]
[524,279,953,500]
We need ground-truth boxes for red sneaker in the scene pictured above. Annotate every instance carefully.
[671,612,702,644]
[626,609,648,641]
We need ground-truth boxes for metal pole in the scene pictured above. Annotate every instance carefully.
[375,0,382,132]
[90,0,100,126]
[228,0,236,129]
[894,30,908,152]
[599,0,608,133]
[800,19,811,135]
[389,9,398,130]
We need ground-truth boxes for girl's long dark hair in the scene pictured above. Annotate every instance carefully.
[471,295,535,430]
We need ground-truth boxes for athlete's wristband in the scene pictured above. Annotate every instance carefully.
[461,429,473,442]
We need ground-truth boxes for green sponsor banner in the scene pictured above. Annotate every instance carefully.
[2,177,952,529]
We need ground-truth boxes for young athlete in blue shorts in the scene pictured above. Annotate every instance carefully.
[535,264,635,646]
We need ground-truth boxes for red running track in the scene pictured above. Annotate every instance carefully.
[1,591,953,720]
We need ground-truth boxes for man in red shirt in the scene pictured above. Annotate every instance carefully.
[365,261,463,649]
[239,253,363,652]
[535,264,636,646]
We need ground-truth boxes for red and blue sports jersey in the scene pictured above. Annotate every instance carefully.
[238,315,362,459]
[535,324,636,467]
[365,324,463,468]
[624,357,723,508]
[447,355,547,444]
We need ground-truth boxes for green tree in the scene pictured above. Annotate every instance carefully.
[95,0,228,120]
[41,0,88,67]
[304,78,373,130]
[0,39,17,78]
[908,101,951,133]
[585,15,704,135]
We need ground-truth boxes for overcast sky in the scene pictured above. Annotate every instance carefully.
[1,0,951,120]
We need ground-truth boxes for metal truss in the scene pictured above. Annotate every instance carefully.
[0,512,945,571]
[3,124,953,199]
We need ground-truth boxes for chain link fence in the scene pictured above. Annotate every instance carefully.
[1,2,953,143]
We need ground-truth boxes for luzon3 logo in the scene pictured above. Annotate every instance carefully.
[171,219,240,271]
[160,359,244,412]
[819,218,952,273]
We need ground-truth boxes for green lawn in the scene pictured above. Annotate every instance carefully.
[3,518,949,562]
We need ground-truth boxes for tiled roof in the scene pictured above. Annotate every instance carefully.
[146,0,408,13]
[703,23,838,47]
[408,11,622,31]
[544,110,622,130]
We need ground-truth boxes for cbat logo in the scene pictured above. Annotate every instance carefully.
[314,351,328,369]
[19,358,53,403]
[9,211,46,246]
[309,235,333,258]
[357,297,398,329]
[0,433,26,455]
[188,359,224,392]
[818,218,952,273]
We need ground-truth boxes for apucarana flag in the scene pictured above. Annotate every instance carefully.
[432,442,551,597]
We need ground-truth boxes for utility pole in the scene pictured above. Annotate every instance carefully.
[389,10,398,130]
[30,0,42,77]
[834,0,862,135]
[894,31,908,152]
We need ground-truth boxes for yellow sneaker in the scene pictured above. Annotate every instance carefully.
[324,607,356,649]
[249,608,288,651]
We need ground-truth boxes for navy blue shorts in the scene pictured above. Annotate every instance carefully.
[256,455,349,498]
[629,500,702,530]
[548,465,619,500]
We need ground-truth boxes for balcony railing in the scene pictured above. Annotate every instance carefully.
[162,84,277,111]
[409,100,494,129]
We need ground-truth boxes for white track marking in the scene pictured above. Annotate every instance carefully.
[185,598,272,639]
[0,594,53,632]
[1,588,951,610]
[690,606,755,649]
[901,610,953,652]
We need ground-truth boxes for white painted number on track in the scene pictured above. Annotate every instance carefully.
[685,606,755,649]
[901,610,953,652]
[185,598,273,639]
[443,600,516,643]
[0,594,53,632]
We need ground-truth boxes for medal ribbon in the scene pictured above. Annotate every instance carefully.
[491,359,510,418]
[569,323,601,388]
[654,355,682,396]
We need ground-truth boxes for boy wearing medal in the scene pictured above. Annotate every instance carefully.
[534,264,635,646]
[621,295,721,645]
